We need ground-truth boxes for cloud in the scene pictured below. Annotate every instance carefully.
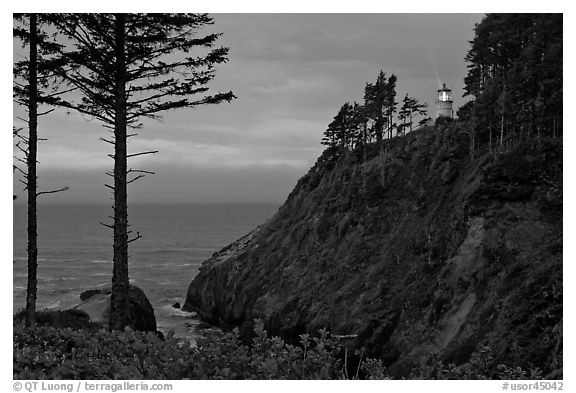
[12,13,483,203]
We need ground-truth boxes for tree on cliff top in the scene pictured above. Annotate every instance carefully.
[322,102,354,149]
[13,14,70,327]
[398,94,428,135]
[51,13,235,330]
[463,14,562,149]
[363,71,397,144]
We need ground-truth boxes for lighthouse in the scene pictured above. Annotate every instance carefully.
[436,83,453,119]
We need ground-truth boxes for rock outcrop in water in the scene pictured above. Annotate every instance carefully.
[76,284,157,332]
[183,126,562,376]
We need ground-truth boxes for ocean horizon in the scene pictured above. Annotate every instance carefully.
[13,203,280,336]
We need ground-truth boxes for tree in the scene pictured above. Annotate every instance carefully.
[363,71,398,144]
[363,71,387,145]
[398,94,428,135]
[463,14,562,146]
[350,102,368,151]
[51,13,235,330]
[13,14,70,327]
[322,102,353,149]
[383,74,398,139]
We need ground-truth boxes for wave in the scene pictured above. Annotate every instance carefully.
[39,277,80,282]
[90,272,111,277]
[175,263,203,268]
[45,301,61,309]
[159,304,197,318]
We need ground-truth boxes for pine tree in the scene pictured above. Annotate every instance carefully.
[50,13,235,330]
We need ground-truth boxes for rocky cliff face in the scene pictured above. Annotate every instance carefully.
[183,127,562,376]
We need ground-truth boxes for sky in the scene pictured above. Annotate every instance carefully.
[12,13,484,204]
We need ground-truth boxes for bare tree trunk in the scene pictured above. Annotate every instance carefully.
[500,115,504,147]
[470,109,475,160]
[362,122,367,162]
[110,13,130,331]
[25,13,38,328]
[489,116,492,153]
[375,117,382,148]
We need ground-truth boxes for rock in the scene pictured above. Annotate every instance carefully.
[80,289,102,301]
[172,302,181,309]
[74,284,157,332]
[183,130,562,376]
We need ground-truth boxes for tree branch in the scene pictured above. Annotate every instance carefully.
[37,186,70,197]
[37,108,55,116]
[14,156,28,165]
[127,231,142,244]
[127,168,155,175]
[13,165,28,177]
[127,174,145,184]
[126,150,158,158]
[99,137,115,145]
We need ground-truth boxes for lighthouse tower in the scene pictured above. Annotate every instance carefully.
[436,83,453,119]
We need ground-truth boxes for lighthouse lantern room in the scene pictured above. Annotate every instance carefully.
[435,83,453,119]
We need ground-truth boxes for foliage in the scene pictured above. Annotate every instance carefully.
[51,13,235,127]
[14,321,190,379]
[13,14,71,327]
[14,309,104,331]
[13,317,344,380]
[321,70,427,155]
[398,93,428,135]
[463,14,562,149]
[42,13,235,330]
[364,71,397,142]
[411,346,545,380]
[14,312,548,380]
[189,321,343,379]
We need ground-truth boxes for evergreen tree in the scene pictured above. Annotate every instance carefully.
[364,71,398,143]
[13,14,70,327]
[50,13,235,330]
[363,71,387,145]
[322,102,353,149]
[350,101,368,151]
[398,94,428,135]
[463,14,562,146]
[384,74,398,139]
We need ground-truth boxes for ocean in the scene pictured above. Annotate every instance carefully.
[13,203,279,337]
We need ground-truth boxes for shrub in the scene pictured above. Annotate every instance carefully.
[185,321,343,379]
[13,311,547,380]
[14,309,103,331]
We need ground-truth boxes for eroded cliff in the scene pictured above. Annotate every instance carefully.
[183,126,562,376]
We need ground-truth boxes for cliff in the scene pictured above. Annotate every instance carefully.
[183,126,562,376]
